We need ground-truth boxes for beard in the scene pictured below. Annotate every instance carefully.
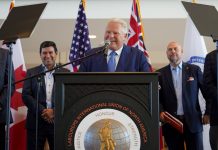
[168,56,181,65]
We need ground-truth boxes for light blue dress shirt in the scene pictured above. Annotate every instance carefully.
[107,46,123,70]
[170,62,183,115]
[43,64,55,109]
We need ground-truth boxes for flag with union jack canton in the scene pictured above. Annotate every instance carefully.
[127,0,153,72]
[69,0,91,72]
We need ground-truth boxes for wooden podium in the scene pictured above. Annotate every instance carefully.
[54,72,159,150]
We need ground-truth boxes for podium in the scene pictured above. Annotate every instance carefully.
[54,72,159,150]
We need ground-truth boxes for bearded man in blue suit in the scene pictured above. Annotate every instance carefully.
[158,41,209,150]
[79,18,150,72]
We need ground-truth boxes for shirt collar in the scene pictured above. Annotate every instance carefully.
[107,45,123,56]
[170,61,182,71]
[42,64,57,72]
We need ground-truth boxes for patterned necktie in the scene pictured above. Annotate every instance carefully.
[108,51,117,72]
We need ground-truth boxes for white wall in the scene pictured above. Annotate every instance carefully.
[0,0,217,69]
[1,0,218,19]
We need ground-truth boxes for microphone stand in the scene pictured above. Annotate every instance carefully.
[3,44,108,150]
[216,41,218,112]
[4,40,16,150]
[12,45,109,86]
[35,75,43,150]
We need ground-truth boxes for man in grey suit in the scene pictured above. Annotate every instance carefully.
[158,41,209,150]
[22,41,69,150]
[0,48,15,150]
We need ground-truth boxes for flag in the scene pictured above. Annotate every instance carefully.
[128,0,161,148]
[127,0,152,72]
[128,0,161,149]
[9,0,15,10]
[9,39,27,150]
[2,0,27,149]
[68,0,91,72]
[183,16,207,71]
[183,16,211,150]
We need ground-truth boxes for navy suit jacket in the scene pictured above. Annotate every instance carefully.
[158,63,207,133]
[22,65,69,130]
[203,50,218,125]
[79,45,150,72]
[0,48,15,124]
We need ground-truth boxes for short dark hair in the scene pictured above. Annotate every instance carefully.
[39,41,58,54]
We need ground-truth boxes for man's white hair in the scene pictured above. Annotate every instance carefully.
[107,18,128,34]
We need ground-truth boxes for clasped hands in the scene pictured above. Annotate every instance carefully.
[41,108,54,124]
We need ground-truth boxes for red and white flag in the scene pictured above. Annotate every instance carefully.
[9,39,27,150]
[2,0,27,149]
[127,0,153,72]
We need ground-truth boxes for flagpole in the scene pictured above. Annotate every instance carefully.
[8,45,108,87]
[136,0,145,42]
[82,0,86,10]
[127,0,153,71]
[5,1,15,150]
[4,40,15,150]
[216,41,218,121]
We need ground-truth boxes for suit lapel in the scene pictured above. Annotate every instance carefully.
[93,47,108,72]
[182,63,191,110]
[116,45,130,72]
[51,68,59,108]
[38,65,46,97]
[52,67,65,96]
[182,63,189,91]
[48,66,61,108]
[98,53,108,71]
[165,65,177,99]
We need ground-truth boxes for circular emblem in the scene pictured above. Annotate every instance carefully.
[74,109,141,150]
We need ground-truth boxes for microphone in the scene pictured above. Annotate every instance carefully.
[103,40,111,56]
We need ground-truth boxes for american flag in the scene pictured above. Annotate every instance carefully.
[127,0,153,72]
[69,0,91,72]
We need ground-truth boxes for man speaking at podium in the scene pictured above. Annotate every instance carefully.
[79,18,150,72]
